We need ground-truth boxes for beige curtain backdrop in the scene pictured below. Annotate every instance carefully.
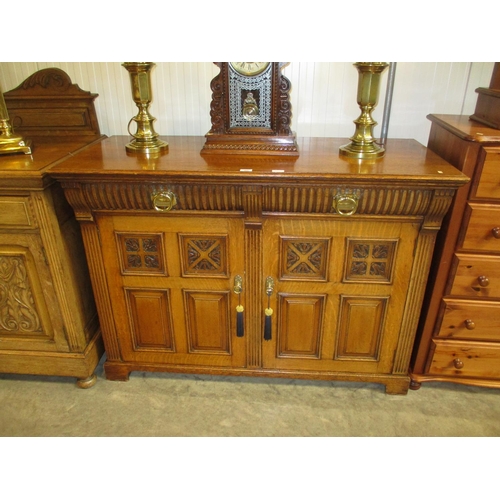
[0,62,494,146]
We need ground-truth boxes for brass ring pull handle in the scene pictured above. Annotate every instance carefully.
[453,358,464,369]
[152,191,177,212]
[477,275,490,287]
[464,319,475,330]
[264,277,274,341]
[333,194,359,216]
[492,227,500,239]
[234,275,244,338]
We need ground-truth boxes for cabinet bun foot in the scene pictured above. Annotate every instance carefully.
[76,374,97,389]
[409,379,422,390]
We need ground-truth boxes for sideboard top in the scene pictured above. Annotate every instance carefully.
[49,136,468,188]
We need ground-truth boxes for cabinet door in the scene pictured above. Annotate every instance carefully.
[0,235,69,352]
[96,214,246,368]
[261,217,420,374]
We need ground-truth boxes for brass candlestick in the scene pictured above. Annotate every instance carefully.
[0,83,32,155]
[122,62,168,154]
[340,62,388,159]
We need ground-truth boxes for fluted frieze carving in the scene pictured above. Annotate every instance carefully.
[74,182,439,218]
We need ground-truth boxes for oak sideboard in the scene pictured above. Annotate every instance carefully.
[50,135,468,394]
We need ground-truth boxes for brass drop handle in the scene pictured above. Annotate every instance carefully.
[233,275,243,295]
[265,276,275,296]
[333,194,359,216]
[264,277,275,341]
[492,227,500,239]
[453,358,464,369]
[234,275,244,338]
[464,319,476,330]
[477,275,490,287]
[152,191,177,212]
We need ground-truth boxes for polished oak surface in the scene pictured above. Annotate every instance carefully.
[51,135,467,395]
[50,135,465,183]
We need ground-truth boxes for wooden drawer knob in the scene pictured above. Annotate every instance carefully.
[453,358,464,369]
[478,275,490,287]
[492,227,500,239]
[464,319,475,330]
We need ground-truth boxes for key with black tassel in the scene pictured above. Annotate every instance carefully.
[234,275,244,337]
[264,277,274,341]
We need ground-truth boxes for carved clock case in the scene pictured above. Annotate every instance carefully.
[201,62,298,156]
[50,135,467,394]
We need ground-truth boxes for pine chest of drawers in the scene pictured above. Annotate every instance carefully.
[50,136,467,394]
[411,114,500,389]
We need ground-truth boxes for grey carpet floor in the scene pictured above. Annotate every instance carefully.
[1,356,499,437]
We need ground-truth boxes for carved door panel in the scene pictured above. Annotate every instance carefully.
[96,214,246,368]
[261,217,420,374]
[0,234,69,352]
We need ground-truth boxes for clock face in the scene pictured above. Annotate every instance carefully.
[229,62,270,76]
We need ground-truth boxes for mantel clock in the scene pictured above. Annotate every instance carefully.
[201,62,299,156]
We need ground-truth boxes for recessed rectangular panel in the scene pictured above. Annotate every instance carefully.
[126,288,175,351]
[0,198,33,227]
[277,293,325,359]
[184,290,231,354]
[335,295,388,360]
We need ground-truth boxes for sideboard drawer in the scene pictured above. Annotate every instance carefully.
[0,196,35,228]
[460,204,500,252]
[450,254,500,298]
[474,148,500,200]
[436,299,500,341]
[429,340,500,380]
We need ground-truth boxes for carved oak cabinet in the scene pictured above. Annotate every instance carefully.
[0,141,104,387]
[50,136,467,394]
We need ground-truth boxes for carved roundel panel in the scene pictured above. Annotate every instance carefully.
[179,235,229,278]
[344,239,398,283]
[117,233,166,275]
[279,237,331,281]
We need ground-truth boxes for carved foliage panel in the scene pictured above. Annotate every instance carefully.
[0,246,52,341]
[279,236,331,281]
[179,234,228,277]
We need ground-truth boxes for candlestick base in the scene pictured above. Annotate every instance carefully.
[339,141,385,159]
[125,138,168,155]
[0,134,32,155]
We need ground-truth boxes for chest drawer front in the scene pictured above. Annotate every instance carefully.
[437,299,500,341]
[474,148,500,200]
[0,196,35,228]
[429,340,500,380]
[449,254,500,298]
[460,204,500,252]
